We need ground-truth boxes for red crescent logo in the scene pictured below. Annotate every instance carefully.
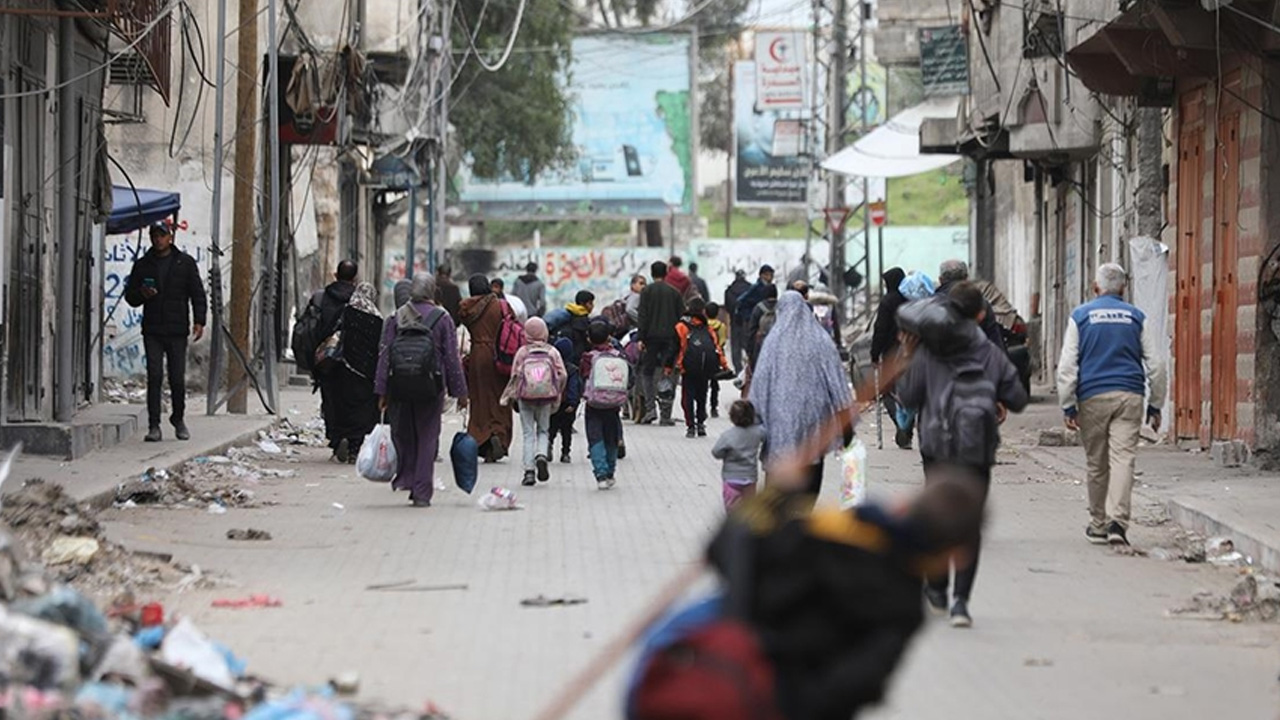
[769,37,788,63]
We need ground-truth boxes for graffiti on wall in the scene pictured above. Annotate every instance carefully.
[102,234,213,378]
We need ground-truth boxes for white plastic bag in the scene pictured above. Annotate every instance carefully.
[357,424,397,483]
[837,438,868,509]
[160,617,235,689]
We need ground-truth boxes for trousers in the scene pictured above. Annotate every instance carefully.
[520,402,555,471]
[549,405,576,456]
[681,371,710,428]
[922,458,991,601]
[1078,391,1144,531]
[638,339,676,420]
[585,406,622,479]
[144,334,188,429]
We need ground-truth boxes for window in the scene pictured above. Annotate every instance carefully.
[1023,9,1064,58]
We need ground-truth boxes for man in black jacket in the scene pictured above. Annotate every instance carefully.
[871,267,912,448]
[724,270,752,373]
[307,260,360,461]
[124,222,207,442]
[636,261,685,425]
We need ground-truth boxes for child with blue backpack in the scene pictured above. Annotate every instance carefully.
[581,322,631,489]
[500,318,567,487]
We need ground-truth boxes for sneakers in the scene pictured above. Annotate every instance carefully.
[1085,525,1109,545]
[696,424,707,437]
[334,438,351,464]
[659,418,677,427]
[710,406,720,418]
[560,450,572,464]
[144,427,162,443]
[1106,521,1129,546]
[173,421,191,441]
[535,455,550,482]
[894,427,913,449]
[595,476,618,490]
[638,412,657,425]
[686,426,697,439]
[949,599,973,628]
[521,470,537,487]
[923,587,948,615]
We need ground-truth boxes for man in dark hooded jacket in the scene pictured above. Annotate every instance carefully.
[724,270,753,373]
[308,260,359,461]
[435,264,463,322]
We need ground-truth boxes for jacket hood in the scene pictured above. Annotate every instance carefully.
[882,267,906,293]
[566,303,590,317]
[517,273,540,284]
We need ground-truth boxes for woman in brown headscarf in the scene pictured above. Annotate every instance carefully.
[459,274,514,462]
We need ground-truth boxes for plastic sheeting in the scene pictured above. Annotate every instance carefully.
[821,96,963,179]
[1129,236,1171,432]
[107,186,181,235]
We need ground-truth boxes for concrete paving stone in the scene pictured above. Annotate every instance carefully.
[87,395,1280,719]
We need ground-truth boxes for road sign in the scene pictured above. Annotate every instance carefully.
[824,207,851,235]
[869,201,887,227]
[755,31,808,111]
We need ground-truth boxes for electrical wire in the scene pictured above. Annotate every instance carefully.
[458,0,529,73]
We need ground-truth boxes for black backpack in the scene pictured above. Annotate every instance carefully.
[388,305,447,403]
[290,293,325,372]
[683,320,720,375]
[940,360,1000,467]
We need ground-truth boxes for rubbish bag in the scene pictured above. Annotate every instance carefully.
[451,432,478,494]
[898,271,936,300]
[356,424,397,483]
[159,618,234,689]
[896,297,968,355]
[837,437,868,509]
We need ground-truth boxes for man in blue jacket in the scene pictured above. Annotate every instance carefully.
[1057,263,1167,547]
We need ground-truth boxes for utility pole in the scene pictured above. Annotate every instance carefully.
[858,0,871,313]
[261,0,280,411]
[206,0,229,415]
[431,0,451,271]
[827,0,849,316]
[228,0,260,414]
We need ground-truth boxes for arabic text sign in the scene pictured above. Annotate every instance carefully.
[755,31,808,112]
[920,25,969,97]
[735,62,809,207]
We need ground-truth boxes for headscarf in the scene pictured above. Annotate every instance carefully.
[882,267,906,297]
[348,282,380,316]
[468,274,491,297]
[524,317,549,343]
[749,291,853,463]
[393,280,412,308]
[410,272,437,303]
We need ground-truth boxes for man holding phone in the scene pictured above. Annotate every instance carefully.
[124,221,207,442]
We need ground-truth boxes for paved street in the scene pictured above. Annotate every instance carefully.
[99,395,1280,719]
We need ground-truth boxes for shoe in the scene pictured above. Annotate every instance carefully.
[1106,521,1129,546]
[710,407,719,418]
[924,587,948,615]
[411,499,431,508]
[144,427,162,443]
[335,438,351,464]
[894,428,913,449]
[173,422,190,441]
[696,424,707,437]
[1085,525,1109,545]
[686,427,697,438]
[596,479,610,491]
[606,476,617,489]
[639,412,657,425]
[949,599,973,628]
[659,418,677,427]
[521,470,537,487]
[732,377,745,390]
[617,443,627,460]
[536,455,550,482]
[560,451,571,464]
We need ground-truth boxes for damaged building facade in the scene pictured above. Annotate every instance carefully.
[918,0,1280,459]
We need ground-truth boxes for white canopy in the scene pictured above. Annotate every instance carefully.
[821,96,963,179]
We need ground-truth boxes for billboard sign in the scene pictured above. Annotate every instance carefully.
[919,25,969,96]
[734,61,810,207]
[754,31,808,111]
[453,34,694,219]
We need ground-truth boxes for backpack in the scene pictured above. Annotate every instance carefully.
[682,320,719,375]
[290,294,325,372]
[387,306,446,403]
[757,304,778,344]
[494,300,525,376]
[938,360,1000,467]
[517,348,560,402]
[584,349,631,409]
[600,298,632,337]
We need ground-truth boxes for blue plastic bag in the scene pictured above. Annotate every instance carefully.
[450,431,478,494]
[898,271,936,300]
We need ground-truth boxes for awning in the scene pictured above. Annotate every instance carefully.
[107,186,181,235]
[821,96,964,179]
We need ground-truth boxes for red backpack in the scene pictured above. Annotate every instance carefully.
[494,300,525,375]
[630,619,782,720]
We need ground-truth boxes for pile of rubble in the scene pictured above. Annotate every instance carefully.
[1171,570,1280,622]
[115,464,269,512]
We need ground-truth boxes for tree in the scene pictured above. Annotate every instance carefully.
[451,0,579,180]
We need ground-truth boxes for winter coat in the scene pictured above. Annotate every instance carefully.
[436,274,463,323]
[734,280,772,324]
[870,268,908,363]
[936,280,1005,350]
[636,280,684,343]
[724,277,752,320]
[691,274,710,302]
[512,274,547,318]
[124,247,208,337]
[666,266,692,298]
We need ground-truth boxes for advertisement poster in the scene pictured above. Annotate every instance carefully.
[753,31,808,111]
[454,34,694,220]
[734,61,810,207]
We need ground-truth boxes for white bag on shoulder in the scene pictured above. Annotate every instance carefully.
[357,423,397,482]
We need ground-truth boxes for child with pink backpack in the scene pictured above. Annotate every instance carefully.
[501,318,568,487]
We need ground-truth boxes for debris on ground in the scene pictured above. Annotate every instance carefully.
[226,529,273,541]
[2,480,214,600]
[519,594,588,608]
[1204,536,1246,566]
[1170,571,1280,622]
[1037,427,1080,447]
[100,378,148,405]
[115,464,267,510]
[211,594,283,609]
[478,487,519,511]
[364,581,468,593]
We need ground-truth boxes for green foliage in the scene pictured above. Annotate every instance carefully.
[451,0,578,180]
[483,219,632,246]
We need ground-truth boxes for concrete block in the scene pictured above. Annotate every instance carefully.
[1209,439,1252,468]
[1038,427,1080,447]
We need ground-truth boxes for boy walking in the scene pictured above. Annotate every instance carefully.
[548,336,580,464]
[676,298,729,438]
[501,318,567,487]
[581,323,630,489]
[896,281,1028,627]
